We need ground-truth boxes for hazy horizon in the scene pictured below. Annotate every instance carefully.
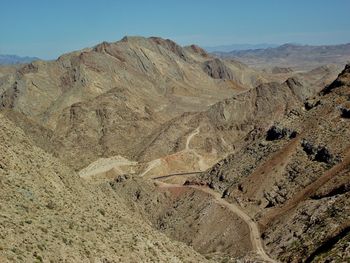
[1,0,350,59]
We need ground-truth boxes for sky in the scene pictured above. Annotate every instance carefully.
[1,0,350,59]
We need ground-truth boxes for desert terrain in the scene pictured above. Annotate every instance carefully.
[0,36,349,262]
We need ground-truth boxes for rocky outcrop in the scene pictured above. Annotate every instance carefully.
[1,37,350,263]
[185,44,210,58]
[304,98,321,110]
[266,125,297,141]
[301,140,336,165]
[320,64,350,95]
[340,106,350,118]
[149,37,190,62]
[202,58,234,80]
[206,80,302,131]
[0,36,273,169]
[271,67,293,74]
[18,62,39,75]
[286,77,314,101]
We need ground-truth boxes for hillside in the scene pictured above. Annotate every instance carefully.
[199,64,350,262]
[0,112,210,262]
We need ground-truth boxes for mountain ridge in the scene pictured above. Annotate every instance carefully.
[0,36,272,170]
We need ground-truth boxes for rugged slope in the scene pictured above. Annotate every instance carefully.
[74,75,321,183]
[73,73,322,262]
[130,77,306,176]
[109,175,255,262]
[199,64,350,262]
[0,113,210,263]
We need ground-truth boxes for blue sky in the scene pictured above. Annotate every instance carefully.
[1,0,350,59]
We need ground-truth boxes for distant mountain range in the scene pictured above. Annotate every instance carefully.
[213,43,350,70]
[204,43,279,52]
[0,54,39,65]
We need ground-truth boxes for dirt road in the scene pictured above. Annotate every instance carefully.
[185,127,200,150]
[79,127,276,262]
[140,127,209,177]
[140,159,162,177]
[185,127,210,171]
[157,181,277,263]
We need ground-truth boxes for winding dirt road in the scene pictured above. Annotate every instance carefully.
[80,126,276,262]
[140,158,162,177]
[140,126,209,177]
[185,127,200,150]
[185,127,210,171]
[156,181,277,263]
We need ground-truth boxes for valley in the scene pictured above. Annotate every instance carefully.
[0,36,349,262]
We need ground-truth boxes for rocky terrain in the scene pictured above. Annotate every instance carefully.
[0,36,349,262]
[200,64,350,262]
[0,113,211,263]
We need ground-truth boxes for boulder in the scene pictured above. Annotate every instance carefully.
[222,189,230,198]
[301,140,335,164]
[304,99,321,110]
[314,146,333,164]
[340,107,350,118]
[266,125,297,141]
